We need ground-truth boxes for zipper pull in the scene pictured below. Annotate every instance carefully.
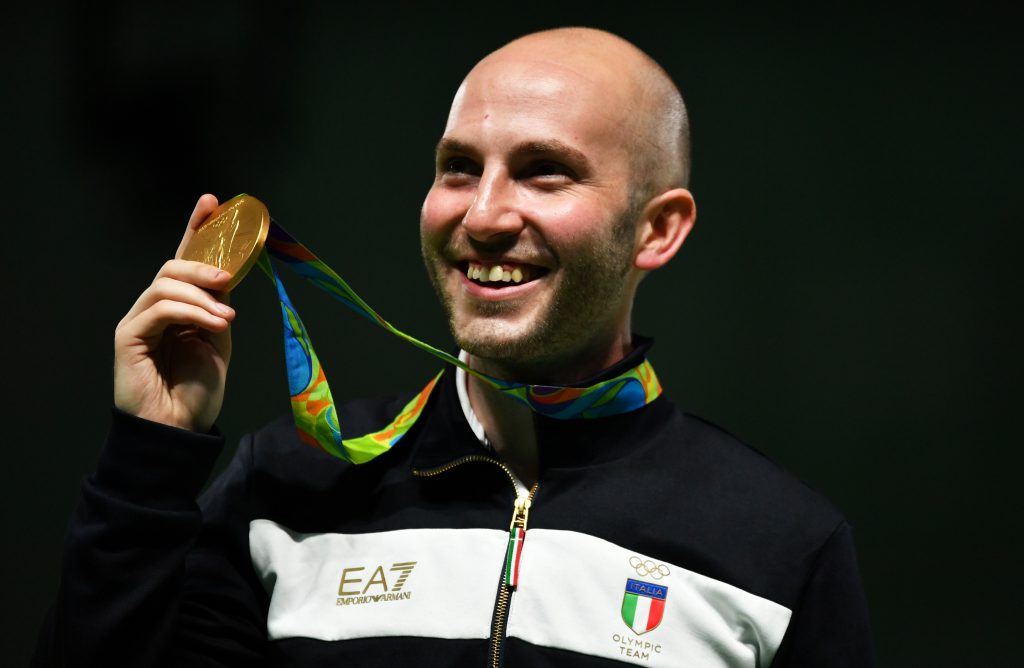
[503,495,531,589]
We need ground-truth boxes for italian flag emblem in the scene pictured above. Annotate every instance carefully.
[621,578,667,635]
[504,527,526,589]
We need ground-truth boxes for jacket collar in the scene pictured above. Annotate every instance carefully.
[409,336,672,473]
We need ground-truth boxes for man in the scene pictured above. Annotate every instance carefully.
[36,28,873,667]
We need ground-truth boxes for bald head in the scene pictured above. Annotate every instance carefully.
[423,28,697,377]
[471,28,690,196]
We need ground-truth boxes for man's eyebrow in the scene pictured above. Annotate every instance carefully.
[435,137,474,157]
[435,137,592,171]
[512,140,591,170]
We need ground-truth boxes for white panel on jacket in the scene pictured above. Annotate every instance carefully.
[249,520,507,642]
[506,529,792,667]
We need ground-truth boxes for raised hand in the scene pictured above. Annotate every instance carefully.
[113,194,235,432]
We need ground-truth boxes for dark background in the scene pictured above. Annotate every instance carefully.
[3,3,1021,665]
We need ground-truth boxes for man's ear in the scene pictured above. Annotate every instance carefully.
[634,188,696,271]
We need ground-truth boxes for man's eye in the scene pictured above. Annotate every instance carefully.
[442,157,480,176]
[526,161,575,180]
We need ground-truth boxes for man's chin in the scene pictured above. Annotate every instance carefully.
[452,318,548,370]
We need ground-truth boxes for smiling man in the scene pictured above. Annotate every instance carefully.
[422,34,684,382]
[420,31,695,486]
[37,28,873,667]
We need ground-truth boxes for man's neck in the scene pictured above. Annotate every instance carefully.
[464,334,635,486]
[467,375,538,486]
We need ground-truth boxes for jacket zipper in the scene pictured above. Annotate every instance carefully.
[413,456,539,668]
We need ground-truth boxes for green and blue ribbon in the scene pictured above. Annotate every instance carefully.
[257,221,662,463]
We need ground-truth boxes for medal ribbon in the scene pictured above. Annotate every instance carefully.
[256,221,662,463]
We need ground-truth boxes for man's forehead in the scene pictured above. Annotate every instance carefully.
[447,64,574,120]
[443,56,637,141]
[458,52,628,106]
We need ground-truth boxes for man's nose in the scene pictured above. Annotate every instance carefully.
[461,170,524,242]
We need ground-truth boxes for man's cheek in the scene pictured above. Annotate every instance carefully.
[420,189,467,232]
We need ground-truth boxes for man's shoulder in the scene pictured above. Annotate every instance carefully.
[662,405,846,529]
[595,402,853,606]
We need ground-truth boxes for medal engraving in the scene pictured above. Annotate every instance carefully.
[181,194,270,289]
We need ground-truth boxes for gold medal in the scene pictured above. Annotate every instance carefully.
[181,194,270,290]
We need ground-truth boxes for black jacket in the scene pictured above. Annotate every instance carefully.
[36,349,874,667]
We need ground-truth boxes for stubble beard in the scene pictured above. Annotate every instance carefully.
[422,210,638,381]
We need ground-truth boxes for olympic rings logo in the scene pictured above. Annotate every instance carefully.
[629,556,670,579]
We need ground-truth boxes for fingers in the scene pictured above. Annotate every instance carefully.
[118,299,232,346]
[155,257,233,290]
[123,260,234,324]
[175,193,220,259]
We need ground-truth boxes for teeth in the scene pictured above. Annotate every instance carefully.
[466,263,531,285]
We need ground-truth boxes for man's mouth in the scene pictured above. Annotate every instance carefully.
[462,261,547,288]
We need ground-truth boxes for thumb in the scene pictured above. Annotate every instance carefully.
[175,193,220,259]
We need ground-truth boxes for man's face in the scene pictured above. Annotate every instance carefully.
[420,56,643,376]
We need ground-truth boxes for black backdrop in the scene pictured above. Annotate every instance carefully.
[4,3,1021,665]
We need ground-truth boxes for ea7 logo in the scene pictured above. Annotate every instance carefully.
[338,561,417,597]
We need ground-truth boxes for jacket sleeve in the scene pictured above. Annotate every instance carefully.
[771,521,876,667]
[33,409,271,667]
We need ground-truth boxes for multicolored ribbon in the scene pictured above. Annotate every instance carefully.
[256,221,662,463]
